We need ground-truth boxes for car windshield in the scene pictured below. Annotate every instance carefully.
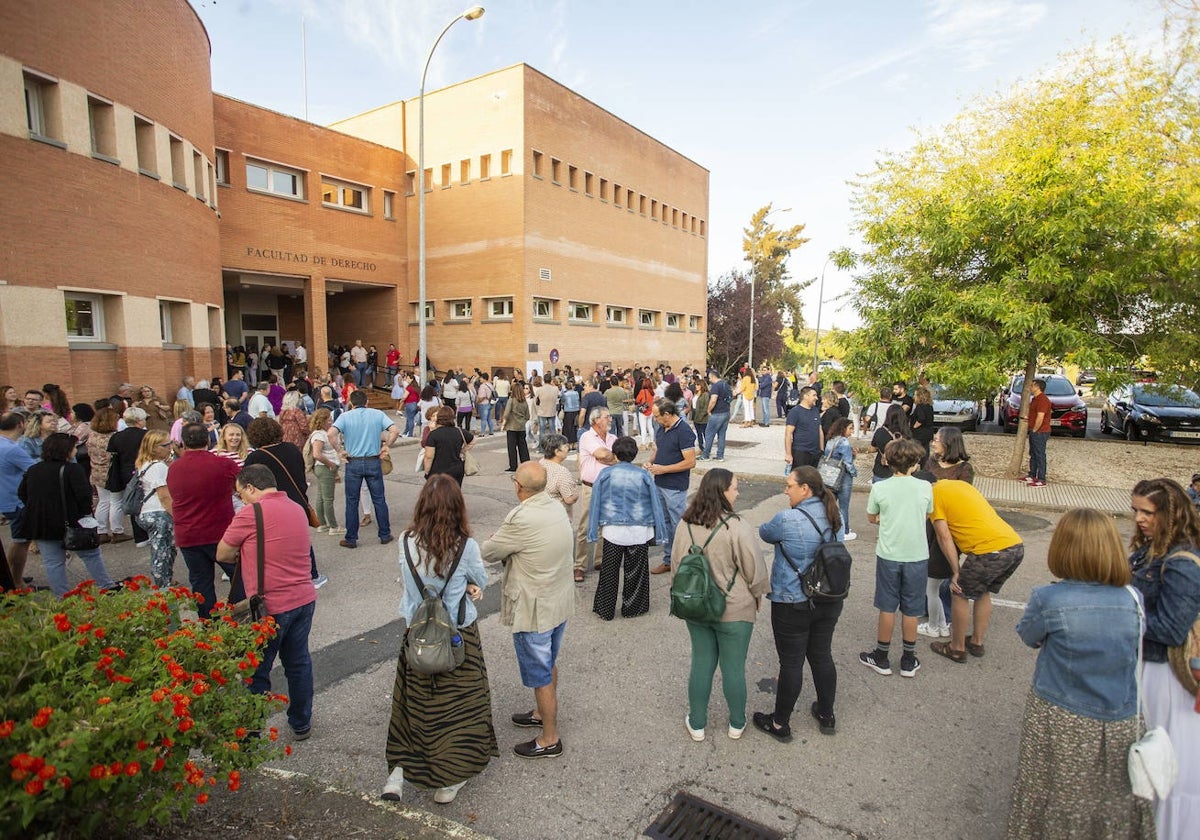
[1133,385,1200,408]
[931,385,969,401]
[1012,376,1075,397]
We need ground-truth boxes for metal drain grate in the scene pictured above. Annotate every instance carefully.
[645,792,784,840]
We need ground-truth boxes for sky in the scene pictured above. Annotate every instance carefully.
[191,0,1165,332]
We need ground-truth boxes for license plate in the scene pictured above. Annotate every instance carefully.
[1170,431,1200,439]
[1049,419,1061,426]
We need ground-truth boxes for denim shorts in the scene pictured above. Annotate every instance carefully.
[2,509,27,544]
[512,621,566,689]
[873,556,928,616]
[958,544,1024,600]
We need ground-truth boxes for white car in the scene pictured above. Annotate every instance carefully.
[932,386,979,432]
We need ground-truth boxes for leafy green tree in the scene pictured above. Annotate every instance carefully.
[844,27,1199,473]
[742,204,812,338]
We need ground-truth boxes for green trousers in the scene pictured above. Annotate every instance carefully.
[685,619,754,730]
[313,463,338,528]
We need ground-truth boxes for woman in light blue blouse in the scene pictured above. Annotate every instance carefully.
[383,475,497,806]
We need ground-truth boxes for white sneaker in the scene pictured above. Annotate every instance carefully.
[316,525,329,534]
[327,527,346,537]
[843,531,857,542]
[938,625,952,638]
[728,723,745,740]
[685,714,705,742]
[381,766,404,801]
[917,622,941,639]
[433,781,466,804]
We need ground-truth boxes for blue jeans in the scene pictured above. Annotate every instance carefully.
[1028,431,1048,481]
[758,396,772,426]
[181,543,244,620]
[658,486,688,565]
[343,457,390,544]
[538,415,556,441]
[837,477,853,536]
[355,362,368,387]
[479,403,495,434]
[250,600,315,734]
[694,422,707,452]
[37,539,116,598]
[702,412,730,458]
[403,403,419,436]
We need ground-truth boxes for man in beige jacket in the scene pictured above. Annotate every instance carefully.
[482,461,574,758]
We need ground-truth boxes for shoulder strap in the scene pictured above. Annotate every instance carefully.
[404,535,469,625]
[796,506,833,543]
[1126,584,1146,735]
[253,502,267,598]
[260,445,307,500]
[700,515,738,593]
[58,465,72,526]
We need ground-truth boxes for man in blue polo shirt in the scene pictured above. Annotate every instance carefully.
[784,386,824,470]
[700,370,732,461]
[647,398,696,575]
[331,390,398,549]
[0,412,37,584]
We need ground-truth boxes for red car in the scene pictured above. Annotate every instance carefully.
[1000,374,1087,437]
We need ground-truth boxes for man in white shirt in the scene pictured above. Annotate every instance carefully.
[247,382,275,419]
[294,341,308,365]
[177,376,196,408]
[350,340,368,387]
[573,408,617,583]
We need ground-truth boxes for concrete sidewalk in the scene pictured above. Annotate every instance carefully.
[692,419,1130,513]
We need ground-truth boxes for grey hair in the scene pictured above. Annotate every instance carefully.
[540,433,569,457]
[123,406,148,424]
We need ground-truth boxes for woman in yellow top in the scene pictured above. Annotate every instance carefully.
[738,370,758,428]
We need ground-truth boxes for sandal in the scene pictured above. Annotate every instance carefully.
[930,641,967,663]
[573,569,584,583]
[965,641,985,658]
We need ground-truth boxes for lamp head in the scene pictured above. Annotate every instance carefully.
[464,6,485,20]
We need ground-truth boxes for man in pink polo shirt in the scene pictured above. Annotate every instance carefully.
[573,408,617,583]
[217,464,317,741]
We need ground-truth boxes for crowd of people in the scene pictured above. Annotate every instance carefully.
[2,360,1199,839]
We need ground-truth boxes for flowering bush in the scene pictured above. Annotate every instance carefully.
[0,577,284,836]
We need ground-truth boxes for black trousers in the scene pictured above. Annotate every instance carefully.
[505,430,529,470]
[791,450,821,469]
[771,599,843,725]
[592,541,650,620]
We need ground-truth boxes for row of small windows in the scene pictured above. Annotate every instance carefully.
[64,292,218,349]
[404,149,515,194]
[227,152,396,220]
[529,150,705,237]
[410,297,701,330]
[22,69,218,209]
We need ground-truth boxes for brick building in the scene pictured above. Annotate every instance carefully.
[0,0,708,404]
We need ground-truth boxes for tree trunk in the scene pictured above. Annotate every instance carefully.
[1005,350,1039,476]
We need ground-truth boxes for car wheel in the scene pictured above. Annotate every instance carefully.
[1125,421,1139,442]
[1072,428,1086,438]
[965,421,977,433]
[1100,411,1112,434]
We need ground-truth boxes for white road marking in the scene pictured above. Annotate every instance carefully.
[991,597,1027,610]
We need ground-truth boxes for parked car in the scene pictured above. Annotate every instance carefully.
[1076,369,1097,386]
[1101,383,1200,442]
[931,385,979,432]
[1000,374,1088,437]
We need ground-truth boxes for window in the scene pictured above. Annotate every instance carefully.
[627,191,635,211]
[65,294,104,341]
[412,301,434,321]
[207,162,217,206]
[23,71,61,142]
[450,299,472,320]
[488,298,514,318]
[441,163,452,188]
[568,165,578,190]
[533,299,554,319]
[87,95,117,160]
[599,178,608,202]
[480,154,491,179]
[606,306,627,325]
[193,151,206,200]
[639,310,657,327]
[613,184,621,206]
[689,315,702,330]
[501,149,512,175]
[134,116,157,175]
[246,159,305,199]
[661,204,670,225]
[651,200,658,221]
[682,212,689,230]
[169,135,186,189]
[423,168,432,192]
[666,313,682,329]
[672,208,679,227]
[460,159,470,184]
[383,190,395,219]
[215,149,230,185]
[321,176,367,211]
[159,301,173,343]
[551,158,562,184]
[699,220,706,237]
[569,302,592,322]
[639,195,647,215]
[405,170,416,195]
[532,150,544,178]
[584,172,594,196]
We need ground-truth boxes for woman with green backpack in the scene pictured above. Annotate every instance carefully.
[670,469,769,742]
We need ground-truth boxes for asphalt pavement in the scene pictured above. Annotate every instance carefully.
[65,416,1140,840]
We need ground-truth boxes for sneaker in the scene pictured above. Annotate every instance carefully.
[697,455,710,461]
[714,456,725,461]
[316,525,329,533]
[751,711,792,743]
[1020,476,1034,484]
[938,625,952,638]
[312,574,329,590]
[1029,480,1046,487]
[327,527,346,537]
[381,766,404,801]
[842,531,857,542]
[859,650,892,676]
[917,622,941,639]
[135,540,151,548]
[292,727,311,741]
[810,702,836,736]
[220,570,230,582]
[685,715,705,742]
[433,781,466,804]
[728,723,745,740]
[900,654,921,678]
[513,737,563,759]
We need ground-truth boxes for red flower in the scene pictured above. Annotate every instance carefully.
[37,764,55,780]
[136,740,148,751]
[151,688,167,703]
[89,765,106,779]
[11,769,29,781]
[97,697,112,706]
[284,745,292,756]
[235,727,247,738]
[178,719,194,733]
[0,720,14,738]
[58,777,70,789]
[110,761,123,776]
[268,727,279,742]
[24,778,44,796]
[192,681,208,697]
[30,707,52,728]
[151,758,165,773]
[125,762,140,776]
[93,627,106,639]
[161,736,174,748]
[237,661,249,671]
[195,792,209,805]
[10,753,35,770]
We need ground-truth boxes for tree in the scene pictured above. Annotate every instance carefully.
[705,270,784,378]
[742,204,812,338]
[844,27,1200,474]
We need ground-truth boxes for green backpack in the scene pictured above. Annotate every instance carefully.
[669,515,737,624]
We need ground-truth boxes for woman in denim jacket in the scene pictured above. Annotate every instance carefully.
[822,417,857,541]
[586,435,666,620]
[1128,478,1200,840]
[1006,508,1153,840]
[753,466,844,742]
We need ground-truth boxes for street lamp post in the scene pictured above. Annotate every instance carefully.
[747,273,755,369]
[417,6,484,381]
[811,256,833,374]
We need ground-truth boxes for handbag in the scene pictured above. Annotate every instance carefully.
[1126,585,1179,801]
[59,466,100,551]
[380,446,393,476]
[230,503,268,623]
[258,445,321,528]
[458,429,478,476]
[817,456,848,493]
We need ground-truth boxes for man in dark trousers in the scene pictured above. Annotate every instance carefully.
[784,386,824,469]
[106,406,150,546]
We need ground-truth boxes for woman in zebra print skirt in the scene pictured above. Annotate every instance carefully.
[382,475,498,804]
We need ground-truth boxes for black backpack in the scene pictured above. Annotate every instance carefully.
[780,508,852,604]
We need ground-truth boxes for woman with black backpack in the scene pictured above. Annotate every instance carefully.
[670,469,769,743]
[754,466,844,742]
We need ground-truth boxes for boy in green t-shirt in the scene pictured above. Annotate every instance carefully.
[859,438,933,678]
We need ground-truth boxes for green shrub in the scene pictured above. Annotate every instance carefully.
[0,577,285,836]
